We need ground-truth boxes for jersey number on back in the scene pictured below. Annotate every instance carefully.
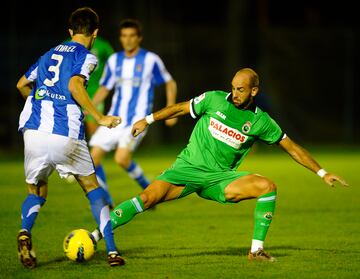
[44,54,63,87]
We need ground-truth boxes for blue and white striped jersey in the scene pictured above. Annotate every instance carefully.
[100,48,172,126]
[18,41,98,140]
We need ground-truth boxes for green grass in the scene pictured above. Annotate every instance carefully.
[0,147,359,279]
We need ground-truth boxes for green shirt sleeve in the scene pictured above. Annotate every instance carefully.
[258,113,284,144]
[190,91,212,118]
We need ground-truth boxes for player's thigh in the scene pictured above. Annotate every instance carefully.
[224,174,276,202]
[89,125,120,152]
[114,147,132,167]
[117,126,147,152]
[50,136,95,179]
[140,180,184,208]
[23,129,54,185]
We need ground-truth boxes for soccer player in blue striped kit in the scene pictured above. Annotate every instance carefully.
[89,19,177,207]
[16,7,124,268]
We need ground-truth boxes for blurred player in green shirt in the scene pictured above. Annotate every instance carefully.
[85,36,114,136]
[91,68,348,263]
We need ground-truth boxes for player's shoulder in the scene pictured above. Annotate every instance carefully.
[253,105,279,127]
[108,52,118,60]
[204,90,229,101]
[253,105,270,118]
[192,90,227,106]
[141,48,163,61]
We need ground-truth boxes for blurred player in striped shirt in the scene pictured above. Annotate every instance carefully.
[89,19,177,207]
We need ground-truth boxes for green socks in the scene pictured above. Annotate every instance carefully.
[252,191,276,241]
[110,196,145,230]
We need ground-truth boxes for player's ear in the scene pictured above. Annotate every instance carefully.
[93,29,99,38]
[251,86,259,97]
[68,29,74,37]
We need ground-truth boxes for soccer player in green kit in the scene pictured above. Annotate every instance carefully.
[92,68,348,263]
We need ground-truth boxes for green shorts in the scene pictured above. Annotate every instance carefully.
[85,103,105,123]
[156,158,250,204]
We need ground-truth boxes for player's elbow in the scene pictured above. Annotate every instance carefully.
[16,76,28,91]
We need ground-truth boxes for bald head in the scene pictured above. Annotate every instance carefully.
[231,68,259,108]
[233,68,259,88]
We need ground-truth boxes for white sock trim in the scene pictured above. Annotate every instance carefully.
[99,206,110,235]
[91,229,101,242]
[258,195,276,202]
[251,239,264,253]
[131,197,143,212]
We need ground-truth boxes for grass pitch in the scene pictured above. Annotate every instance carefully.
[0,146,359,279]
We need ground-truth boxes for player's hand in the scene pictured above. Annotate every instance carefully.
[323,173,349,187]
[165,118,178,127]
[98,116,121,128]
[132,119,148,137]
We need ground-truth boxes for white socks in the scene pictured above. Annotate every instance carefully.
[251,239,264,253]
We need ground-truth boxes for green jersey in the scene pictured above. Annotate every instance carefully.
[87,37,114,98]
[178,91,284,171]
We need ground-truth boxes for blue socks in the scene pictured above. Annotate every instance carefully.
[95,164,113,206]
[95,161,149,199]
[21,194,46,233]
[87,187,117,252]
[127,161,150,189]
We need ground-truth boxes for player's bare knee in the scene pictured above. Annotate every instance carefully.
[114,155,128,169]
[257,177,276,195]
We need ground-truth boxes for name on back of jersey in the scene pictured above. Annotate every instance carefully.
[54,45,76,52]
[208,117,248,149]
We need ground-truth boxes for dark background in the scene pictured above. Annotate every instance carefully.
[3,0,359,152]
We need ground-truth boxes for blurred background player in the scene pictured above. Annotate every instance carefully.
[85,36,114,137]
[65,36,113,190]
[16,7,124,268]
[89,18,177,207]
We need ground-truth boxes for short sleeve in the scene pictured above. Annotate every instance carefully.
[152,54,172,85]
[258,114,284,145]
[72,53,98,81]
[190,92,209,119]
[25,60,40,81]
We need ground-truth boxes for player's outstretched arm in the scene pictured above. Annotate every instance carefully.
[279,136,349,187]
[132,100,190,137]
[69,75,121,129]
[164,79,178,127]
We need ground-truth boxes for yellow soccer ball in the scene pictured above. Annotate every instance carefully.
[63,229,97,262]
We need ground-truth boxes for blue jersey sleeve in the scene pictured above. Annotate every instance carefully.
[25,59,40,81]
